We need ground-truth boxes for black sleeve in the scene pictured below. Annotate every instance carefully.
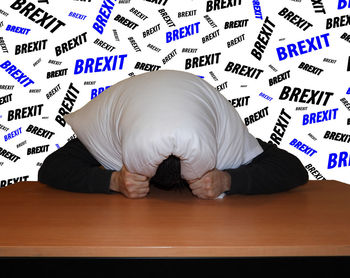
[224,138,309,195]
[38,138,114,193]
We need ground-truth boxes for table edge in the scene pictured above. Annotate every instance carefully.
[1,245,350,257]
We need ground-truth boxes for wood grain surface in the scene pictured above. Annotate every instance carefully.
[0,180,349,257]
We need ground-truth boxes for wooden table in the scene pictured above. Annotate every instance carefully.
[0,180,350,258]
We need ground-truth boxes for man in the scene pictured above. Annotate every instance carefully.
[38,71,308,199]
[38,137,308,199]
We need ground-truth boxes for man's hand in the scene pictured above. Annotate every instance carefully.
[110,166,150,198]
[188,169,231,199]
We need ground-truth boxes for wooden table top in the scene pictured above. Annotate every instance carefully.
[0,180,350,257]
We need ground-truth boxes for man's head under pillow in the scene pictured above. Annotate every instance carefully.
[63,70,264,198]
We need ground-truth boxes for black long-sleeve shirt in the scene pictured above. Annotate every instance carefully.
[38,138,308,195]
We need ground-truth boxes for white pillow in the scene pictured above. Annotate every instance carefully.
[64,70,263,180]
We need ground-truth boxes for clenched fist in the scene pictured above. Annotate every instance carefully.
[188,169,231,199]
[110,166,150,198]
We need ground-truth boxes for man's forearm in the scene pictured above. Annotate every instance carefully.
[224,139,309,195]
[38,138,114,193]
